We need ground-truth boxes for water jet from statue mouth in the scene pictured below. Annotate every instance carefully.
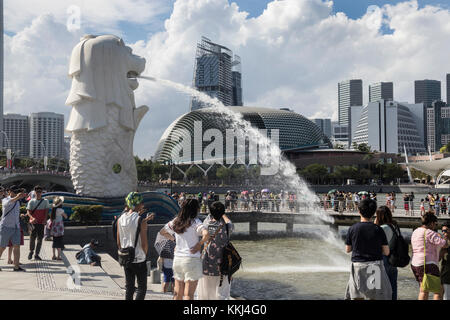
[127,71,139,79]
[137,75,157,82]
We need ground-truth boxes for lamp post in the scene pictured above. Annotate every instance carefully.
[0,131,11,169]
[38,141,47,171]
[165,159,174,195]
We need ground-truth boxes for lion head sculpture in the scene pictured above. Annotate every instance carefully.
[65,35,146,132]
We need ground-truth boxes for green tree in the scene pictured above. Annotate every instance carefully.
[382,163,406,183]
[216,167,232,184]
[299,164,328,184]
[357,143,371,153]
[153,162,168,178]
[331,166,358,184]
[186,166,202,182]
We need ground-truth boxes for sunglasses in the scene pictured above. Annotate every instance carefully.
[443,229,448,233]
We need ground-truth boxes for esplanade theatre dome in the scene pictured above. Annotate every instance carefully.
[154,106,332,163]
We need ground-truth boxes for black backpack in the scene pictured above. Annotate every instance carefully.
[387,224,410,268]
[219,224,242,286]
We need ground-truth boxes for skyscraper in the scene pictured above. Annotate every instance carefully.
[29,112,65,159]
[232,55,243,106]
[415,79,441,107]
[338,79,363,127]
[426,101,450,152]
[447,73,450,105]
[190,37,242,110]
[351,100,426,154]
[3,114,30,157]
[369,82,393,102]
[0,0,4,151]
[313,118,332,138]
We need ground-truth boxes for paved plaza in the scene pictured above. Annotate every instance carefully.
[0,237,172,300]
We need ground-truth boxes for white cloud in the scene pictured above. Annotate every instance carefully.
[4,0,172,36]
[4,0,450,159]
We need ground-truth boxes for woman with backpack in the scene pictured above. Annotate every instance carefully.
[160,199,209,300]
[374,206,398,300]
[197,201,234,300]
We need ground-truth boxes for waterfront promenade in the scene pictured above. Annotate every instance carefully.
[0,237,171,300]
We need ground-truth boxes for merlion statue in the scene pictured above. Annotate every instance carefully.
[65,35,148,197]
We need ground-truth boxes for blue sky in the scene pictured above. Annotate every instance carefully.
[4,0,450,157]
[236,0,450,18]
[117,0,450,43]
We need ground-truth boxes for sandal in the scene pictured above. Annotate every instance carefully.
[7,260,13,265]
[56,257,63,261]
[52,256,57,260]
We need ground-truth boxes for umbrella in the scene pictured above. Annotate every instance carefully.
[358,191,369,195]
[328,189,337,194]
[261,188,270,193]
[154,232,176,259]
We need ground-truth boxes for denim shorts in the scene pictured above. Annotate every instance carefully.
[162,266,174,283]
[0,225,21,248]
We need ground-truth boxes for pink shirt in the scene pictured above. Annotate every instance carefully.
[411,227,446,266]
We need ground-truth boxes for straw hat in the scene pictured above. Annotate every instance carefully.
[52,196,65,207]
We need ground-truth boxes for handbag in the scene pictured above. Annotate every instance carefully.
[219,224,242,286]
[421,230,442,294]
[118,215,143,267]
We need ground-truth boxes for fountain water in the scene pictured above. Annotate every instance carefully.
[139,75,349,265]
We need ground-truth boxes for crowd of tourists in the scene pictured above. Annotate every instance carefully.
[169,190,301,213]
[345,198,450,300]
[324,191,421,216]
[0,185,68,272]
[116,192,236,300]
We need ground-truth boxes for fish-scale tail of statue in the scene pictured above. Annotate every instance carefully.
[70,106,138,198]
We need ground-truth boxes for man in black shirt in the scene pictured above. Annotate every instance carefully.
[344,199,392,300]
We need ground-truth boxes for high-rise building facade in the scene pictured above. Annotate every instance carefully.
[415,79,441,107]
[313,118,332,138]
[338,79,363,127]
[29,112,64,159]
[0,1,4,151]
[426,101,450,152]
[232,71,243,106]
[369,82,394,102]
[3,114,29,157]
[447,73,450,105]
[191,37,242,110]
[351,100,426,155]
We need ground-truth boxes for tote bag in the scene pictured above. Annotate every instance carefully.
[421,230,442,294]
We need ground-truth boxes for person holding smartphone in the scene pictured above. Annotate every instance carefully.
[0,186,28,271]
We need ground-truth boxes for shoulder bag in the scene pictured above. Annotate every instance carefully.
[1,201,18,220]
[421,230,442,294]
[219,223,242,287]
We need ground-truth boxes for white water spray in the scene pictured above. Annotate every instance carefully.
[139,75,348,262]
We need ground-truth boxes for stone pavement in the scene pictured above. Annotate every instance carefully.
[0,236,172,300]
